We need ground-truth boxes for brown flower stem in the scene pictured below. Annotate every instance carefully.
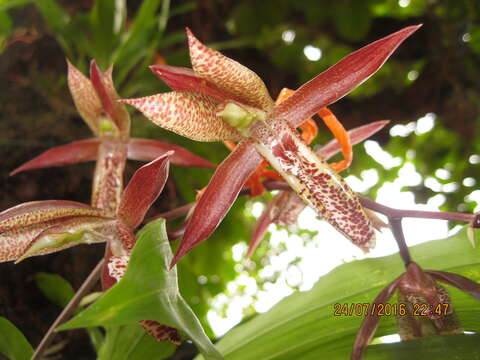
[388,217,411,266]
[145,202,196,224]
[31,259,104,360]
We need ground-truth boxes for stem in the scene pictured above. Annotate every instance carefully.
[389,217,411,266]
[163,180,474,266]
[31,260,104,360]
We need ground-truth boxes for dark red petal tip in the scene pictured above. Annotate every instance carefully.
[118,152,172,229]
[275,25,422,128]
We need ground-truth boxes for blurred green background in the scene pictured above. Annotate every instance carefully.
[0,0,479,358]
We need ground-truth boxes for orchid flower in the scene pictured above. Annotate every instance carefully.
[122,25,421,265]
[352,262,480,359]
[1,153,181,343]
[10,60,214,214]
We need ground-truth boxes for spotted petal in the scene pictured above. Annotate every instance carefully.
[122,92,241,142]
[0,215,109,262]
[0,200,105,233]
[186,28,274,111]
[67,60,105,136]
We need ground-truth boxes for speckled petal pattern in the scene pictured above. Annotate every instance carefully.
[67,60,103,135]
[186,28,274,112]
[122,92,241,142]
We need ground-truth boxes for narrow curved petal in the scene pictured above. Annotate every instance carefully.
[118,153,171,229]
[67,60,103,135]
[426,270,480,301]
[127,138,215,168]
[10,138,100,176]
[351,277,401,360]
[317,121,389,159]
[121,92,241,142]
[90,60,130,137]
[248,193,282,257]
[0,200,105,233]
[186,28,274,111]
[172,140,263,266]
[274,25,421,127]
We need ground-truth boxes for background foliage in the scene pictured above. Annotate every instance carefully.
[0,0,479,358]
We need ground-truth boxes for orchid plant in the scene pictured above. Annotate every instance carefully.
[1,60,218,347]
[122,25,421,265]
[3,16,480,360]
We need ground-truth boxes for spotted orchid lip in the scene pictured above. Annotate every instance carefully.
[247,117,376,250]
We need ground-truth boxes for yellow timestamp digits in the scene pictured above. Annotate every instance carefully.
[333,303,406,316]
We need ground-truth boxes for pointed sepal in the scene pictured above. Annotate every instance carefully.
[186,28,274,111]
[121,92,241,142]
[118,153,171,229]
[172,141,263,266]
[127,138,215,168]
[10,139,100,176]
[274,25,421,127]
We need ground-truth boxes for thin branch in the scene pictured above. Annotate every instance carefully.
[32,259,104,360]
[389,217,411,265]
[161,179,474,268]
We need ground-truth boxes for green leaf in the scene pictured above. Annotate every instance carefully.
[200,227,480,359]
[98,323,176,360]
[0,0,32,12]
[35,272,75,308]
[0,317,33,360]
[89,0,126,66]
[364,334,480,359]
[59,219,223,360]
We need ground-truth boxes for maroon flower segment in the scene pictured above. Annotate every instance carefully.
[251,120,375,250]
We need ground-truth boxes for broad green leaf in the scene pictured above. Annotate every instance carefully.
[59,219,223,360]
[363,334,480,359]
[199,228,480,359]
[112,0,162,66]
[0,317,33,360]
[34,272,75,308]
[89,0,125,66]
[98,323,176,360]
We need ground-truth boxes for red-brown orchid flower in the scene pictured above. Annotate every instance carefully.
[122,25,420,265]
[1,153,181,343]
[352,262,480,360]
[10,60,214,215]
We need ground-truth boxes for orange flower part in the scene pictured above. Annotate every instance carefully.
[277,88,352,172]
